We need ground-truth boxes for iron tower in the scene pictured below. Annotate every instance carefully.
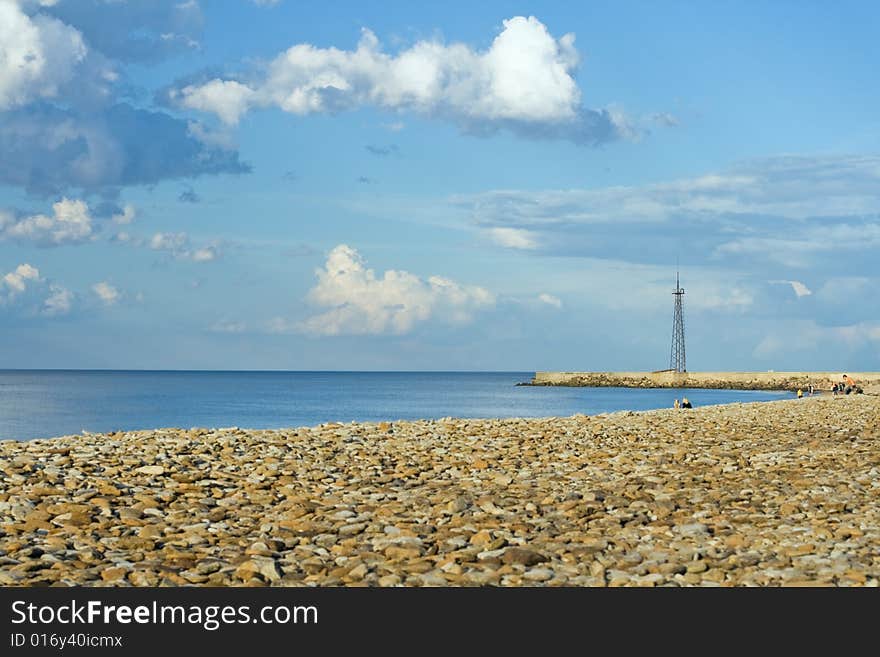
[669,270,686,372]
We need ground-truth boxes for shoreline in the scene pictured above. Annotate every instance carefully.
[1,388,794,445]
[1,394,878,587]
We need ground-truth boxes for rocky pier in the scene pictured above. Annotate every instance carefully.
[529,370,880,392]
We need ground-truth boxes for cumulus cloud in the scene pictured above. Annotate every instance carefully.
[537,293,562,308]
[92,281,120,305]
[177,79,255,125]
[171,16,635,146]
[150,231,188,252]
[486,227,538,250]
[0,2,248,196]
[190,246,217,262]
[0,0,89,110]
[150,231,219,262]
[297,244,495,335]
[0,197,93,245]
[1,263,40,298]
[0,261,71,315]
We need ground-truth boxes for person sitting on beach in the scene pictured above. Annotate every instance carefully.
[681,397,692,409]
[673,398,680,409]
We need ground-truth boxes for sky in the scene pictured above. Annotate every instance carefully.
[2,0,880,371]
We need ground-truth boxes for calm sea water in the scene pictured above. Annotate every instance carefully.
[0,370,790,441]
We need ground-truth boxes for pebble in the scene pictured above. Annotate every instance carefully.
[1,395,878,587]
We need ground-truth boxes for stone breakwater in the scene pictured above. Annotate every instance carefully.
[1,395,879,587]
[530,370,880,392]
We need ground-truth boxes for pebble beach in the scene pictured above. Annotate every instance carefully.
[1,394,878,587]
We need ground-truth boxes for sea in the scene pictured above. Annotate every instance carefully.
[0,370,790,441]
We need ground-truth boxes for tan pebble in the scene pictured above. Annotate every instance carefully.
[378,574,401,587]
[100,567,128,582]
[523,567,554,582]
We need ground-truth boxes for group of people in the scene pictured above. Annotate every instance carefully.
[832,374,863,395]
[795,374,864,398]
[673,397,692,409]
[796,384,815,398]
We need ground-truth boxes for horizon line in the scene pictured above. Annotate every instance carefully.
[0,368,538,374]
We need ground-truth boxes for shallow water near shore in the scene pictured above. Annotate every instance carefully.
[0,370,790,441]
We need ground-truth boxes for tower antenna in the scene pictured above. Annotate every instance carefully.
[670,264,686,373]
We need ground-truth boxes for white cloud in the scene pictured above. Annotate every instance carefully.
[2,263,40,297]
[1,261,71,315]
[250,0,281,6]
[190,246,217,262]
[92,281,120,305]
[297,244,495,336]
[173,16,632,145]
[0,1,88,110]
[150,231,188,251]
[770,279,812,298]
[42,283,71,315]
[0,198,94,245]
[537,293,562,308]
[111,204,135,224]
[487,227,538,250]
[178,79,255,125]
[149,231,218,262]
[788,280,812,298]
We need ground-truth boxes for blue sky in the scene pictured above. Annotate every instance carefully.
[2,0,880,370]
